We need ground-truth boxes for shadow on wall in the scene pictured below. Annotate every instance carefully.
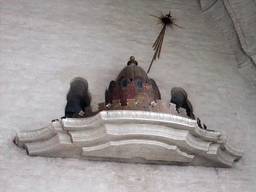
[199,0,256,86]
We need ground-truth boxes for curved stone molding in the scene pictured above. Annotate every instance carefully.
[82,140,195,163]
[207,144,237,167]
[61,115,102,131]
[105,124,211,154]
[14,110,244,167]
[102,110,197,128]
[14,120,62,148]
[69,124,211,155]
[25,132,81,158]
[193,125,221,142]
[69,126,108,147]
[221,142,244,160]
[61,110,197,131]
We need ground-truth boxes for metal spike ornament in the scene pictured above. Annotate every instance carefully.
[147,12,183,73]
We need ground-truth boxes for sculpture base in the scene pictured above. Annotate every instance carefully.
[14,110,244,168]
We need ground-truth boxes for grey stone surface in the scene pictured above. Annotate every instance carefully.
[200,0,256,85]
[1,0,256,191]
[223,0,256,56]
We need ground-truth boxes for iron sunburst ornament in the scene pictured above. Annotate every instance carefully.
[147,12,183,73]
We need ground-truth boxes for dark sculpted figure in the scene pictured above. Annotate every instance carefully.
[170,87,195,119]
[65,77,91,118]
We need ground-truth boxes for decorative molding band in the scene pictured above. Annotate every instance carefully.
[82,140,195,163]
[61,110,197,131]
[14,121,62,148]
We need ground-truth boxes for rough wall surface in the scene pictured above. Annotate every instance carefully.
[223,0,256,56]
[1,0,256,191]
[200,0,256,85]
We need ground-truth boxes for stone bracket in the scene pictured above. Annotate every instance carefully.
[14,110,244,167]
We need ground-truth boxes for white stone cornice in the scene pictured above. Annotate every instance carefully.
[14,110,244,167]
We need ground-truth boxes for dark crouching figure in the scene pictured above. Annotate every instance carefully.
[65,77,91,118]
[170,87,195,119]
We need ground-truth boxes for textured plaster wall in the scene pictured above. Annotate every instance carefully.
[199,0,256,85]
[223,0,256,56]
[1,0,256,191]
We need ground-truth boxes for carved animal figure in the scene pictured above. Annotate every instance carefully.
[170,87,195,119]
[65,77,91,118]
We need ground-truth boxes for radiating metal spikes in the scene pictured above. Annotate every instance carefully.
[147,12,183,74]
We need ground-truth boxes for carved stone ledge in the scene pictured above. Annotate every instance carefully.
[61,110,197,131]
[193,125,221,142]
[81,140,195,163]
[14,110,244,167]
[25,132,81,158]
[14,120,62,148]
